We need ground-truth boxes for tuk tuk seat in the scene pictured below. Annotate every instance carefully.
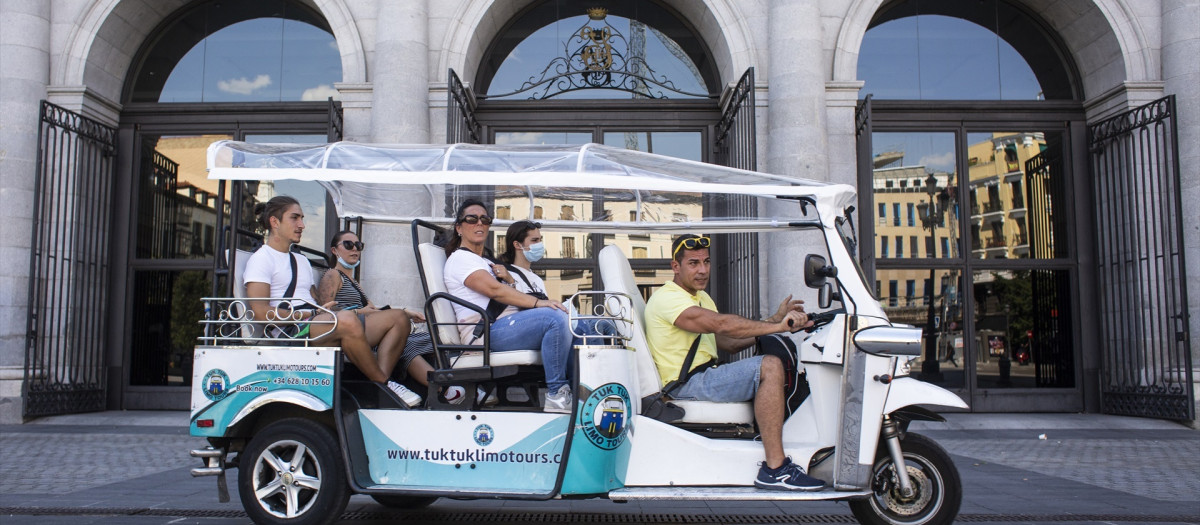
[226,248,327,342]
[416,242,542,369]
[597,245,753,425]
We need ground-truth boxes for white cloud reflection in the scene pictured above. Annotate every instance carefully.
[301,84,340,101]
[217,74,272,95]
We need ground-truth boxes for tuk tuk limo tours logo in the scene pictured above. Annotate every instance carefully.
[579,383,630,449]
[202,369,230,401]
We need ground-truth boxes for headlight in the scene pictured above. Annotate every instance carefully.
[895,356,914,377]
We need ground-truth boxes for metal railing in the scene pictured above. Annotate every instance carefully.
[198,298,338,345]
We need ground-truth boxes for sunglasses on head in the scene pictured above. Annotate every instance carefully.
[339,240,365,251]
[459,214,494,225]
[516,220,542,231]
[672,236,711,258]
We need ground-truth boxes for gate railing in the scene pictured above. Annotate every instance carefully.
[711,68,759,359]
[23,101,117,417]
[447,69,481,145]
[1089,95,1193,420]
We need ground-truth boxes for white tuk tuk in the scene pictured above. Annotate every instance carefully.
[189,142,968,525]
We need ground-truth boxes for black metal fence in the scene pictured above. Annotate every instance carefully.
[710,68,759,358]
[447,69,481,145]
[23,102,117,417]
[1089,95,1193,420]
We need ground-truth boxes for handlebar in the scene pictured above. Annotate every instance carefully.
[803,308,846,332]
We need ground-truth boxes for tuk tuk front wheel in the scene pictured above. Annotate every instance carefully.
[849,432,961,525]
[238,418,350,525]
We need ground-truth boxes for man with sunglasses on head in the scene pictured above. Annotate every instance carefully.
[644,234,823,491]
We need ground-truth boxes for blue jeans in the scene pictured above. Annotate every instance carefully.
[671,355,763,403]
[490,308,572,391]
[572,318,618,346]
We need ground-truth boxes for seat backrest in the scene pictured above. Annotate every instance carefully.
[226,249,260,340]
[417,243,462,345]
[598,245,663,401]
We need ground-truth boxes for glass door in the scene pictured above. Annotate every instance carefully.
[868,126,1081,411]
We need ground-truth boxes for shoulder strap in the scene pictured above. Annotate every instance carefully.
[283,249,299,304]
[340,272,369,308]
[506,264,542,293]
[662,335,705,395]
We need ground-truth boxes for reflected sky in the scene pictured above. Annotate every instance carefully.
[859,14,1042,100]
[154,17,340,103]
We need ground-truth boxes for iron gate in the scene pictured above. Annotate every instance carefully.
[23,101,117,417]
[1026,141,1076,388]
[447,69,482,145]
[1089,95,1193,420]
[710,68,760,348]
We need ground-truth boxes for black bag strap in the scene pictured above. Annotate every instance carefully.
[283,249,299,309]
[506,264,543,295]
[662,335,712,396]
[458,247,511,340]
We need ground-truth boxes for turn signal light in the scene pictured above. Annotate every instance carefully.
[196,419,214,428]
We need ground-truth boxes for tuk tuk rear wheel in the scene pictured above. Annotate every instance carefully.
[369,494,439,509]
[238,418,350,525]
[849,432,961,525]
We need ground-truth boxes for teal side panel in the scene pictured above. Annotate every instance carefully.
[560,382,633,494]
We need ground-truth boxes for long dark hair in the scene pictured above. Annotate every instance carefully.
[253,195,300,235]
[444,198,488,256]
[328,230,356,266]
[500,220,541,264]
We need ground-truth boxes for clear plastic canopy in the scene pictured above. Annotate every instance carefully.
[207,141,856,232]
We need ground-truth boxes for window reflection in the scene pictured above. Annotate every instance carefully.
[136,135,231,259]
[858,0,1074,100]
[130,0,341,103]
[966,131,1060,259]
[130,270,218,386]
[603,131,701,162]
[877,268,964,390]
[972,269,1074,388]
[872,132,959,260]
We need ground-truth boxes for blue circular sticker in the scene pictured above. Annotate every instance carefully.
[202,369,230,401]
[473,424,494,446]
[579,383,631,450]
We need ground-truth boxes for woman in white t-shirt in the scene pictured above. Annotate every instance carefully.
[441,200,574,413]
[242,196,420,406]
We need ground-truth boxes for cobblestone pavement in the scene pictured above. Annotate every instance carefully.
[1,412,1197,525]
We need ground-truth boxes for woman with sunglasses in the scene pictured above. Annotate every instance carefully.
[442,199,574,413]
[316,230,425,407]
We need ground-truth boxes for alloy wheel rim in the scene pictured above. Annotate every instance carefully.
[252,439,324,518]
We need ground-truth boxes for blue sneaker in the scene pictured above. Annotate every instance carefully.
[755,457,824,491]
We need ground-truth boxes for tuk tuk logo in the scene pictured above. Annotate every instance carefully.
[202,369,230,401]
[579,383,630,450]
[473,424,494,446]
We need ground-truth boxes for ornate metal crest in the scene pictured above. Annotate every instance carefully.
[486,7,711,100]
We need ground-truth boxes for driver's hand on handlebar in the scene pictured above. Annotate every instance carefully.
[781,310,813,333]
[773,294,807,320]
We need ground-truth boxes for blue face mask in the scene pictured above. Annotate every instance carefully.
[522,242,546,262]
[337,255,360,269]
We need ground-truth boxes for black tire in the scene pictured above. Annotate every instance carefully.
[369,494,439,509]
[238,418,351,525]
[849,432,962,525]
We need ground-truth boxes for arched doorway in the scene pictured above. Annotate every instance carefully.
[115,0,343,408]
[450,0,760,321]
[855,0,1089,411]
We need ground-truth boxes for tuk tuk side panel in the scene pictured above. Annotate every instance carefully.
[560,344,638,495]
[356,410,568,492]
[190,346,337,437]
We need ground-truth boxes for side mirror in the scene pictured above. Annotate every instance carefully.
[804,254,838,288]
[819,282,833,309]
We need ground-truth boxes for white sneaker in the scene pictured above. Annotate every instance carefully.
[445,385,467,404]
[387,381,422,408]
[543,385,573,413]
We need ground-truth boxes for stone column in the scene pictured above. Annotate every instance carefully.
[0,0,50,423]
[1161,0,1200,423]
[764,0,829,311]
[361,0,431,310]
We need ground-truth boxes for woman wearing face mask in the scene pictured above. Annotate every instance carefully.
[316,230,426,407]
[443,200,575,413]
[497,221,616,342]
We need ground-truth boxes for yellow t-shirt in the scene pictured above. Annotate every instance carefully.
[645,280,718,386]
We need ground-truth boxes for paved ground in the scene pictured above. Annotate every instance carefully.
[1,411,1197,524]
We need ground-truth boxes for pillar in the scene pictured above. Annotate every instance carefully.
[0,0,50,423]
[361,0,432,311]
[1161,0,1200,422]
[764,0,830,311]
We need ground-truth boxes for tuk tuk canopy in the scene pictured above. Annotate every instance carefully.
[206,141,856,233]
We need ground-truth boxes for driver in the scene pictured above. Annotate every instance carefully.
[644,234,824,491]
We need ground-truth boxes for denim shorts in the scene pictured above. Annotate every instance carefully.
[670,355,763,403]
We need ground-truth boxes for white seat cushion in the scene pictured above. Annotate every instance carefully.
[597,245,753,425]
[417,242,541,368]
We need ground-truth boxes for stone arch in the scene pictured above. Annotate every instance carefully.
[436,0,758,89]
[831,0,1154,100]
[57,0,366,106]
